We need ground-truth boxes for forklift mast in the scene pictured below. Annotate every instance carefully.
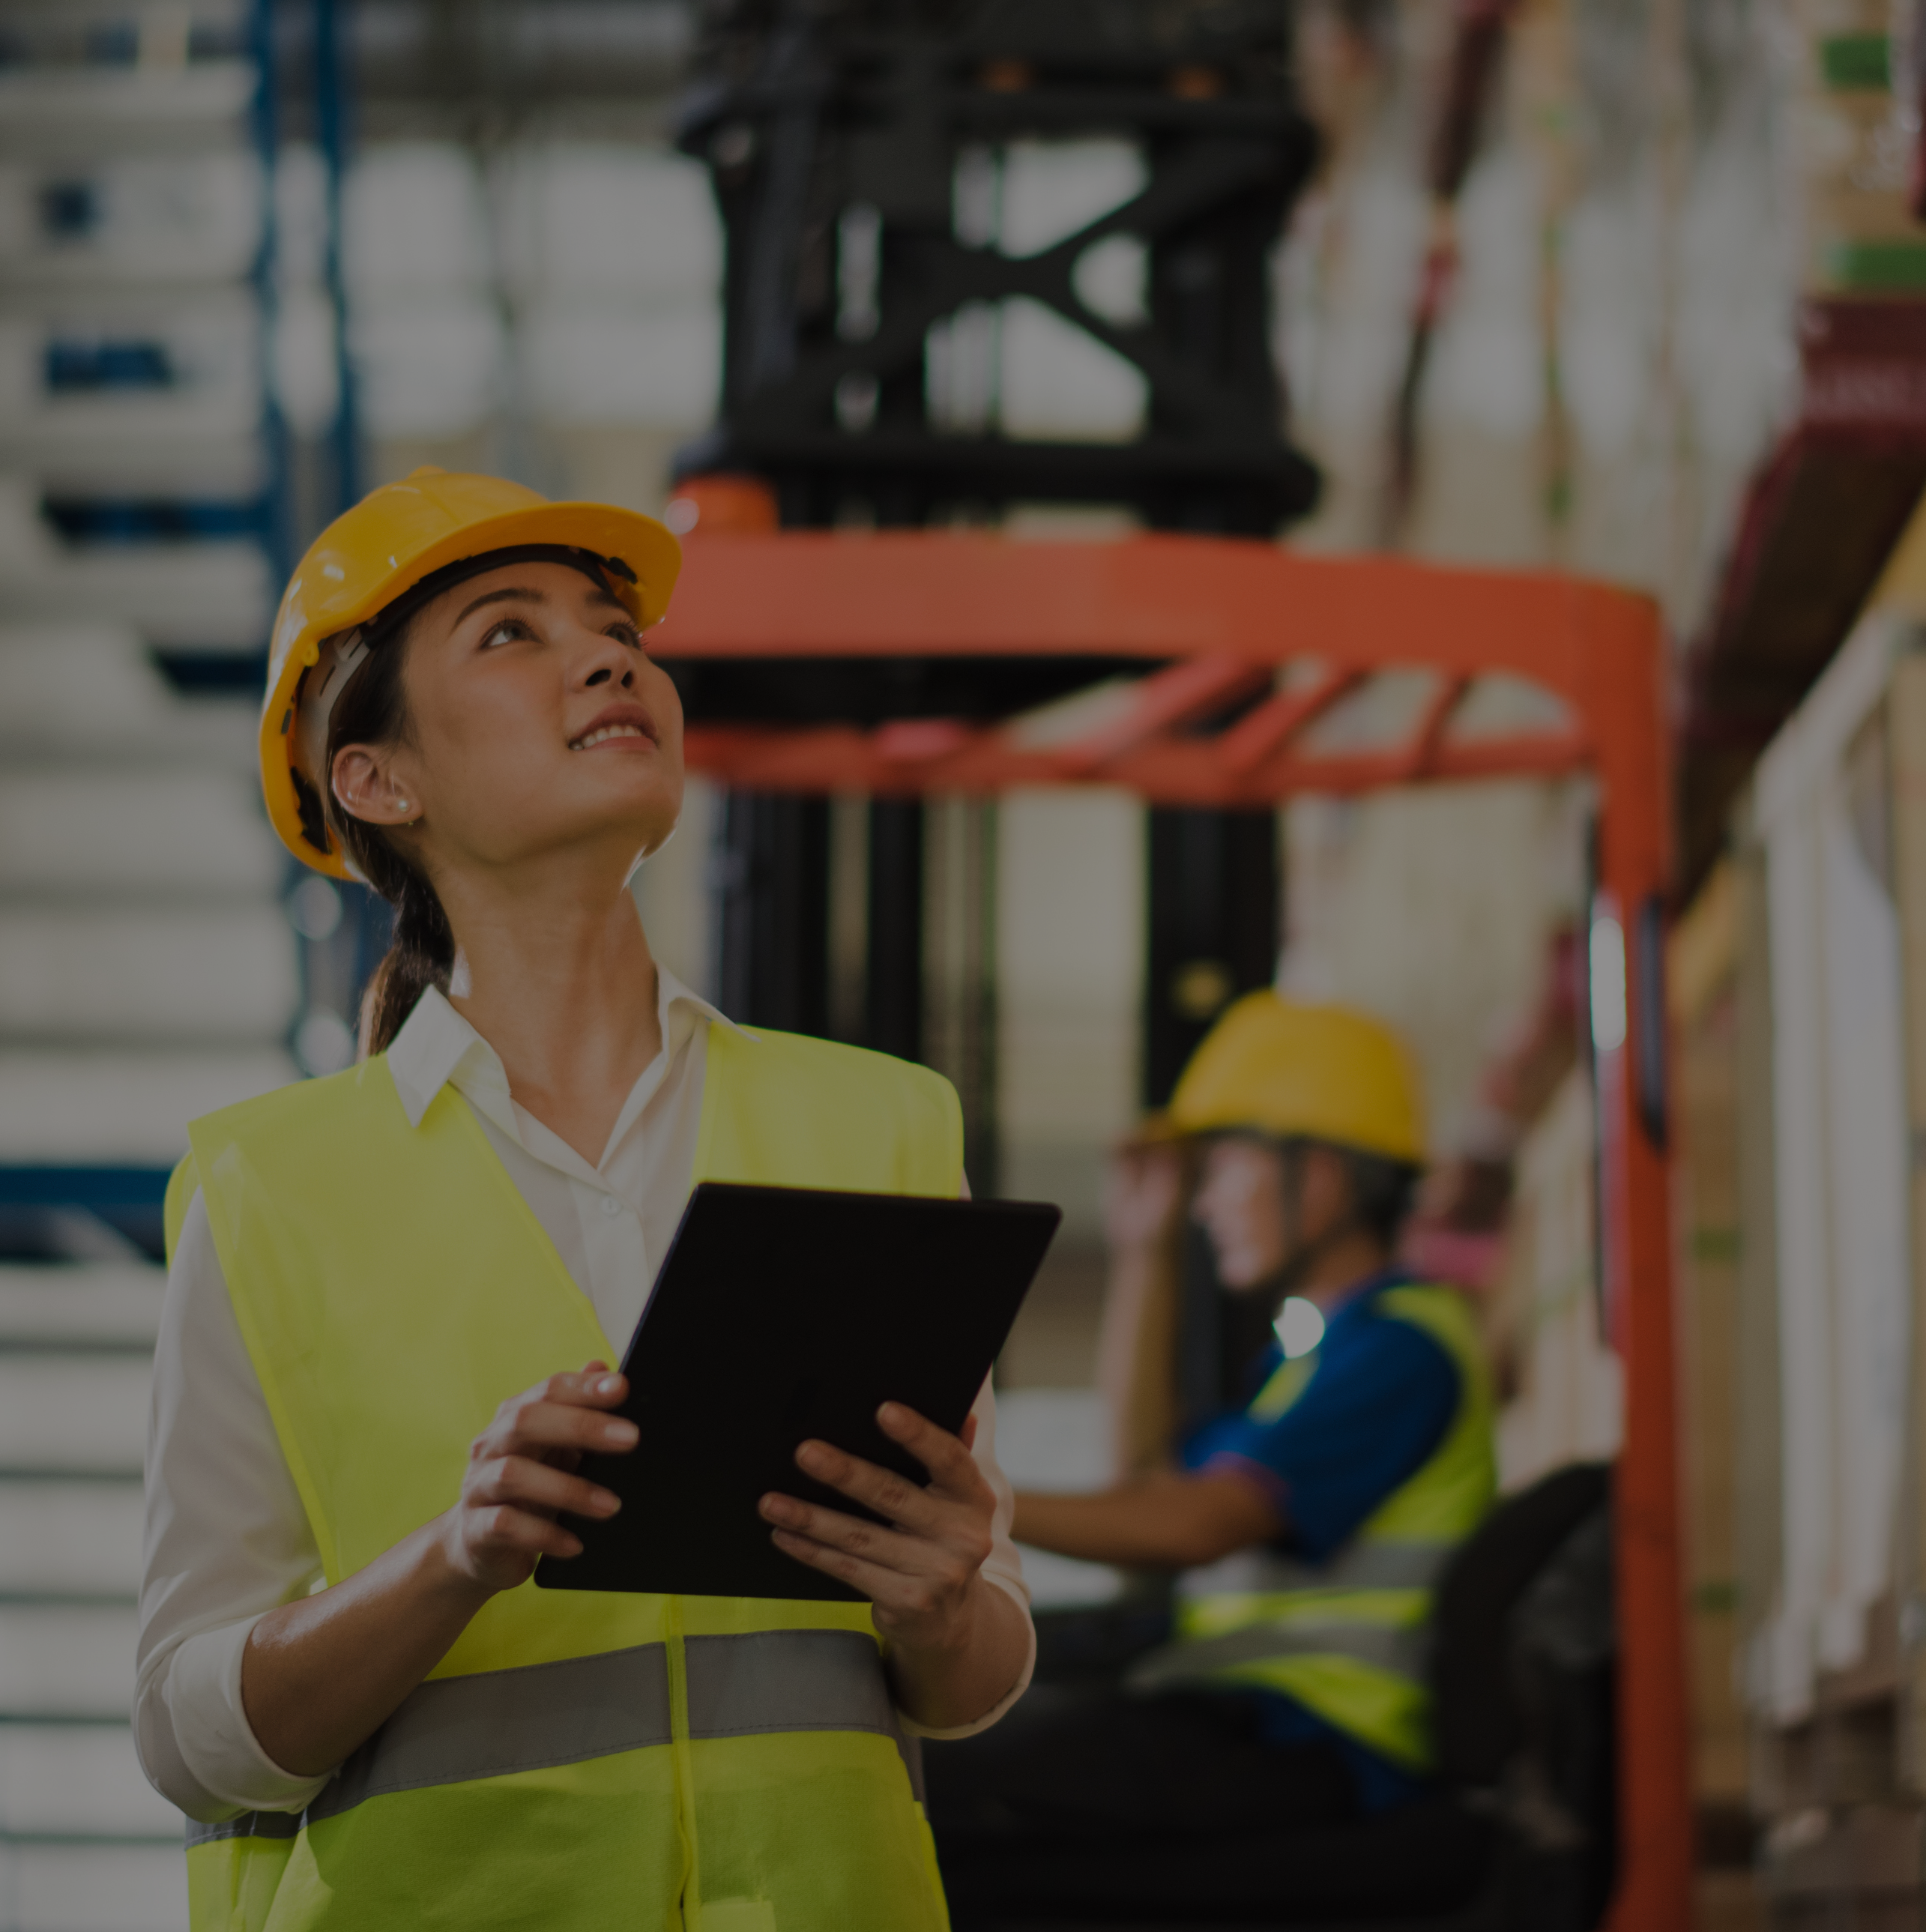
[675,0,1321,1108]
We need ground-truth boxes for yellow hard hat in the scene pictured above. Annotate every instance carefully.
[261,468,682,878]
[1165,990,1426,1164]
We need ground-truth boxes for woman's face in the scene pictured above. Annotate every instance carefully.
[333,559,686,881]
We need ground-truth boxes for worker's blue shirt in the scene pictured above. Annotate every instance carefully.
[1177,1267,1461,1811]
[1180,1268,1460,1556]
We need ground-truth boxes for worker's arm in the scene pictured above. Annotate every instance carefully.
[1093,1140,1186,1476]
[1013,1469,1282,1570]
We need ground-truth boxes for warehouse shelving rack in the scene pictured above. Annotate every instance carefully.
[0,7,299,1930]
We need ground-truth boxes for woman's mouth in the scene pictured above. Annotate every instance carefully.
[567,704,658,751]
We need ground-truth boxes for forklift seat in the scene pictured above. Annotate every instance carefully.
[946,1461,1614,1932]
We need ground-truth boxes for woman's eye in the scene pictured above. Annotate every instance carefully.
[609,623,643,649]
[480,620,523,649]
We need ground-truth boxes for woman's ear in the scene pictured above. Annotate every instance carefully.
[332,744,420,827]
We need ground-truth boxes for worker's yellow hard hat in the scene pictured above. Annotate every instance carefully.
[1165,990,1426,1164]
[261,468,682,878]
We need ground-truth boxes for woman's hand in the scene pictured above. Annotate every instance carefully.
[439,1362,637,1593]
[760,1403,994,1652]
[245,1360,637,1778]
[759,1402,1030,1730]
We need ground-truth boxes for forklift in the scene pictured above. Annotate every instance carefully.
[657,7,1690,1927]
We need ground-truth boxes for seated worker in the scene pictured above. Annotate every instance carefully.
[926,992,1496,1907]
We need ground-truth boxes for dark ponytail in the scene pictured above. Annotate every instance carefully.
[321,616,456,1058]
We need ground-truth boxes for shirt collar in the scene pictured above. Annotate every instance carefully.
[384,965,736,1131]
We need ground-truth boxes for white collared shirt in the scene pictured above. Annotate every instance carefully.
[136,968,1033,1824]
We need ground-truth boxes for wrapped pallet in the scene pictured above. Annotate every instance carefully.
[1727,609,1926,1927]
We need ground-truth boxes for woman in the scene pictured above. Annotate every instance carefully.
[136,468,1034,1932]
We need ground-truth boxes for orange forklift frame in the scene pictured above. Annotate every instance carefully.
[660,526,1688,1932]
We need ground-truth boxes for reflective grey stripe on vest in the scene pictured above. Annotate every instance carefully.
[1179,1539,1450,1599]
[186,1808,304,1848]
[685,1628,896,1738]
[185,1628,911,1849]
[312,1640,675,1826]
[1125,1617,1428,1693]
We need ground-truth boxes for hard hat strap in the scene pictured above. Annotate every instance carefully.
[292,628,372,817]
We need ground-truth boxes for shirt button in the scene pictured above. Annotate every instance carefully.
[600,1194,622,1217]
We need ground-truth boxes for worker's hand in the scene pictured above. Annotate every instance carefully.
[760,1404,997,1655]
[438,1362,636,1594]
[1105,1138,1184,1252]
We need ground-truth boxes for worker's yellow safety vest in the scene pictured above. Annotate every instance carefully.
[165,1020,964,1932]
[1128,1282,1495,1772]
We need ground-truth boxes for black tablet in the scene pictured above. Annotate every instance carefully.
[534,1180,1060,1600]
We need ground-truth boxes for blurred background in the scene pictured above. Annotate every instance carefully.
[4,0,1926,1927]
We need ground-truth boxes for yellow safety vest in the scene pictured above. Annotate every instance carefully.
[1128,1283,1495,1772]
[164,1021,964,1932]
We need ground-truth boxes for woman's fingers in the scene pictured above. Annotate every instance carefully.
[450,1490,590,1592]
[445,1363,636,1590]
[775,1407,993,1566]
[540,1365,629,1412]
[492,1365,629,1431]
[468,1453,621,1521]
[791,1407,987,1515]
[766,1409,998,1646]
[469,1503,584,1565]
[514,1402,636,1458]
[453,1454,615,1584]
[475,1377,637,1465]
[758,1491,930,1571]
[791,1438,945,1533]
[875,1403,993,1501]
[767,1440,990,1597]
[767,1527,922,1604]
[764,1515,977,1607]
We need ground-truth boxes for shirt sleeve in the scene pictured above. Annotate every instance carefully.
[1182,1310,1460,1561]
[136,1190,333,1821]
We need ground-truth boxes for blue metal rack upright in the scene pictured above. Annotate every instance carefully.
[0,10,310,1925]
